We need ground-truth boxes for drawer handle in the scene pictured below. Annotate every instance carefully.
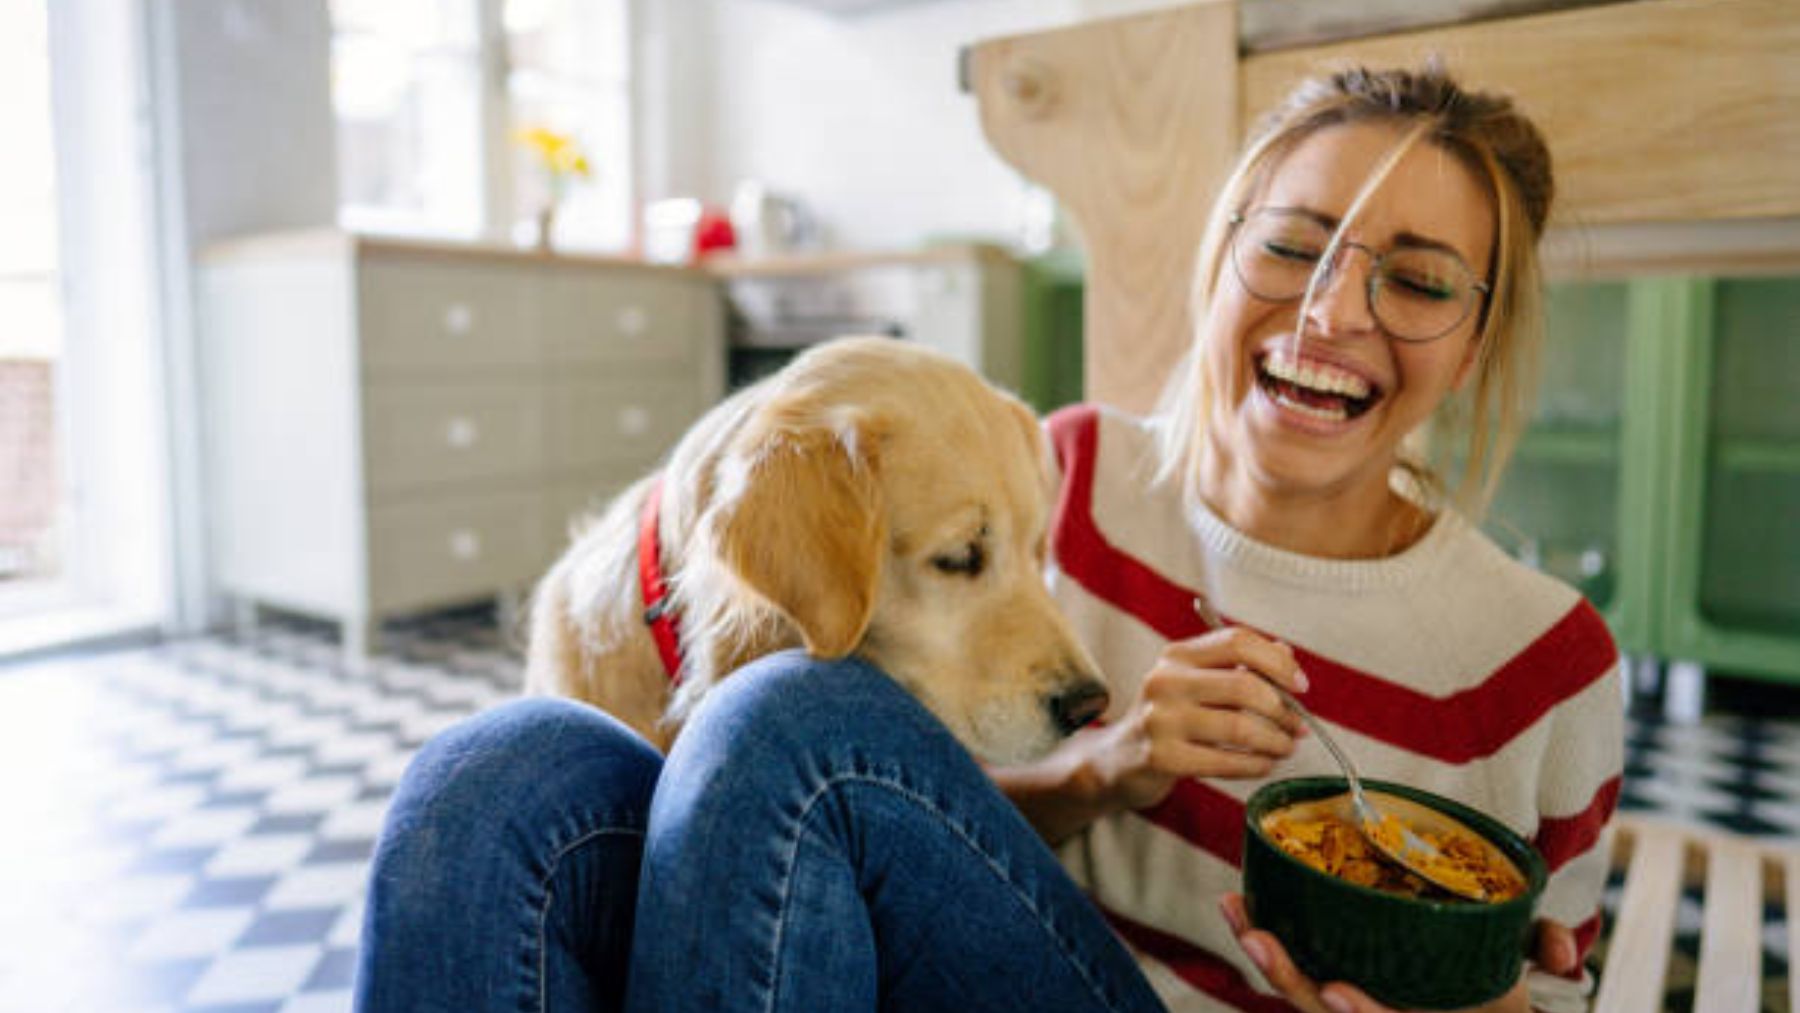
[618,405,651,437]
[445,416,480,449]
[449,529,482,561]
[617,305,649,338]
[444,303,475,336]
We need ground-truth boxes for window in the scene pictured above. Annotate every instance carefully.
[329,0,632,250]
[504,0,633,251]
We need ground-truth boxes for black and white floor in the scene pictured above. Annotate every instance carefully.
[0,610,1793,1012]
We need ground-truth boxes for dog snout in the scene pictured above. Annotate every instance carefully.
[1048,680,1110,736]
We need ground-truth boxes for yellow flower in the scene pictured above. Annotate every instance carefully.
[514,126,594,181]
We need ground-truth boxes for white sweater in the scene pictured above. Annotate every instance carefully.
[1045,404,1623,1012]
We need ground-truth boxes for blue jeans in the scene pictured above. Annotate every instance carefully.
[356,651,1164,1012]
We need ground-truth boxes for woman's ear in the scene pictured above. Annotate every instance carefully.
[706,403,885,658]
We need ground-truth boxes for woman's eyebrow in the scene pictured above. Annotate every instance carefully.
[1265,205,1471,261]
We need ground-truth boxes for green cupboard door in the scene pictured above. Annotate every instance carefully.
[1675,275,1800,682]
[1484,281,1631,626]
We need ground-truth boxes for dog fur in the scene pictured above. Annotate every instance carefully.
[524,337,1108,763]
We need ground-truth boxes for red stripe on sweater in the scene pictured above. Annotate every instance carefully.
[1102,907,1297,1012]
[1533,776,1622,874]
[1142,777,1247,866]
[1047,404,1619,764]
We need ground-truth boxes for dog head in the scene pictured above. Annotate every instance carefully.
[700,337,1107,764]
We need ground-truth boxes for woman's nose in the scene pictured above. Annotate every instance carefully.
[1303,246,1380,337]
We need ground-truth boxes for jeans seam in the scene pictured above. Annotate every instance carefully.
[766,772,1128,1013]
[534,825,645,1013]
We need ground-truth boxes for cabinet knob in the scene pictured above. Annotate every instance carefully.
[617,305,649,337]
[445,416,479,449]
[618,405,651,437]
[444,303,475,336]
[448,529,482,561]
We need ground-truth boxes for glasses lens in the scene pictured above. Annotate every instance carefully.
[1232,209,1481,342]
[1372,248,1478,341]
[1232,211,1328,302]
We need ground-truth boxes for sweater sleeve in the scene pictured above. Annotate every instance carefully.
[1525,656,1626,1013]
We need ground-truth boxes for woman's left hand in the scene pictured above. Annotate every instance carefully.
[1218,893,1540,1013]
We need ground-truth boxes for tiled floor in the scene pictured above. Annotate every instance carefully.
[0,613,515,1013]
[0,610,1794,1012]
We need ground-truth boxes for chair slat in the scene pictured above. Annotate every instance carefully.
[1694,837,1762,1013]
[1788,848,1798,1013]
[1594,828,1683,1013]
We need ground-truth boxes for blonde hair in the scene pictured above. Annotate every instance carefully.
[1150,63,1554,522]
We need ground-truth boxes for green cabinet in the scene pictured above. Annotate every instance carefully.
[1486,275,1800,685]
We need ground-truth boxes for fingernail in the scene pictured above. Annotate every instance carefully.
[1218,898,1245,934]
[1293,668,1310,693]
[1241,935,1270,972]
[1322,991,1355,1013]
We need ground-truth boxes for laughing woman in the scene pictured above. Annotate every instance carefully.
[995,66,1622,1011]
[356,64,1621,1013]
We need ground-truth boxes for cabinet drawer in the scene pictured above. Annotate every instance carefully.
[547,271,704,366]
[365,384,545,493]
[549,376,701,472]
[369,493,544,613]
[362,258,540,371]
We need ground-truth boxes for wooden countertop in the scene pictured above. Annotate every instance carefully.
[704,243,1016,278]
[200,230,1018,280]
[198,229,713,279]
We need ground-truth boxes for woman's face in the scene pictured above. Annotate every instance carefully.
[1202,122,1495,508]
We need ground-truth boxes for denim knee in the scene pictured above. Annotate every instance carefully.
[361,698,665,1012]
[673,650,958,775]
[387,697,663,845]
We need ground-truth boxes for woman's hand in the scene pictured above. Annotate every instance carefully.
[1083,626,1309,813]
[991,625,1307,845]
[1219,893,1580,1013]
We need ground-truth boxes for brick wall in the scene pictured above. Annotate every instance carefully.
[0,359,59,577]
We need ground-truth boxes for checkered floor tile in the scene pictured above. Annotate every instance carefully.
[0,609,1794,1011]
[0,611,515,1013]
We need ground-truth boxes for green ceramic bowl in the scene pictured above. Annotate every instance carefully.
[1242,777,1548,1009]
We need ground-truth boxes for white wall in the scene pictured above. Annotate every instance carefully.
[654,0,1090,252]
[156,0,338,246]
[144,0,339,631]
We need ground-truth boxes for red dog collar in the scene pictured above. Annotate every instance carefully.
[637,477,684,683]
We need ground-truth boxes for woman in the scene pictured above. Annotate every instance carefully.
[356,65,1620,1013]
[996,66,1620,1011]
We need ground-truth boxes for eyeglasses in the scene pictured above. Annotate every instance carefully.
[1228,208,1490,343]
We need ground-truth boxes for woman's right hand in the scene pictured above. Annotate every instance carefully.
[1081,625,1310,813]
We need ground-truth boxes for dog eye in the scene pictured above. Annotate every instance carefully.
[931,540,985,578]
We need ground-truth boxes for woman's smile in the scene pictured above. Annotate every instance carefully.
[1253,347,1384,427]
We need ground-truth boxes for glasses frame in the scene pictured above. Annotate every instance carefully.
[1227,209,1492,344]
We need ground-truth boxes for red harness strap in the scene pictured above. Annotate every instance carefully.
[637,477,684,684]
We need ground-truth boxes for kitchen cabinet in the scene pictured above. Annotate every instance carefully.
[1484,274,1800,688]
[710,244,1031,400]
[199,232,724,661]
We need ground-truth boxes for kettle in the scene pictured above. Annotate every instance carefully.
[730,181,814,259]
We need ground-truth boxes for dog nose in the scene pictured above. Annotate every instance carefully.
[1049,681,1110,736]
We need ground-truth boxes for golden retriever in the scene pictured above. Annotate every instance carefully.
[524,336,1108,763]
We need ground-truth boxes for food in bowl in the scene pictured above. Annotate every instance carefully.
[1242,777,1548,1009]
[1261,804,1526,902]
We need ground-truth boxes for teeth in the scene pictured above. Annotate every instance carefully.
[1262,354,1371,400]
[1272,388,1348,421]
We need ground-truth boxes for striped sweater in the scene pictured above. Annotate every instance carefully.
[1045,404,1623,1012]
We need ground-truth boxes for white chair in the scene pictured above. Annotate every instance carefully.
[1596,814,1798,1012]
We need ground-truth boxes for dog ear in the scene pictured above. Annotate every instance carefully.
[709,405,885,658]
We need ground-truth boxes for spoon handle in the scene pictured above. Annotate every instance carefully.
[1189,596,1366,790]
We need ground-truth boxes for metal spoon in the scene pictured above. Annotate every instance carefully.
[1191,595,1492,901]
